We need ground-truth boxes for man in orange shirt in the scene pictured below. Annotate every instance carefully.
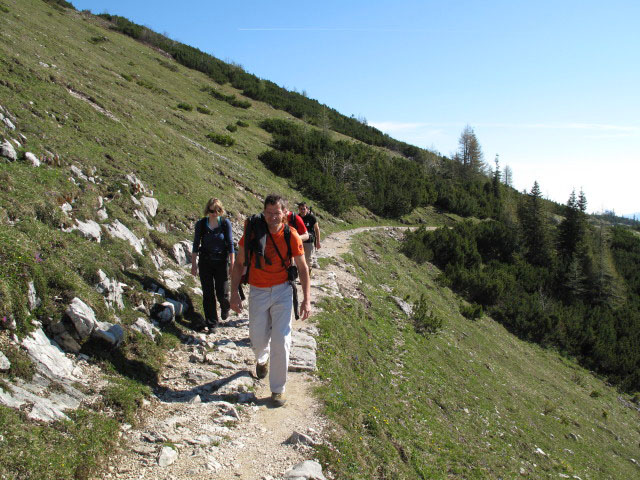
[229,194,311,407]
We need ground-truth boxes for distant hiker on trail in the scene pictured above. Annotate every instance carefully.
[297,202,321,272]
[191,198,234,332]
[229,194,311,407]
[287,208,309,242]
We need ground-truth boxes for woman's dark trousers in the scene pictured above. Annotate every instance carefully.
[198,257,229,325]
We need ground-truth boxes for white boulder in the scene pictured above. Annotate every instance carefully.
[65,297,98,340]
[105,220,145,255]
[95,269,126,310]
[171,240,192,266]
[74,219,101,242]
[21,328,79,381]
[1,140,17,161]
[131,318,160,341]
[141,196,159,217]
[24,152,41,167]
[0,351,10,371]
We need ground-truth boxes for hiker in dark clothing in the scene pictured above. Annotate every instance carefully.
[297,202,320,271]
[191,198,234,331]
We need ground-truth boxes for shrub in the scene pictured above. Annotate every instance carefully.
[102,377,151,423]
[225,123,237,132]
[236,120,249,127]
[120,73,133,82]
[412,294,443,334]
[88,36,108,44]
[177,102,193,111]
[206,133,235,147]
[460,302,483,320]
[196,106,210,115]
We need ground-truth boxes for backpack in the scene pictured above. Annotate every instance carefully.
[242,215,299,318]
[242,214,293,282]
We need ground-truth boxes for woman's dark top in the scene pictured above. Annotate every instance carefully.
[192,217,233,261]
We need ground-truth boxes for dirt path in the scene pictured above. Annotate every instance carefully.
[102,227,391,480]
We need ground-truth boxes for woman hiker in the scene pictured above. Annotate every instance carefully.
[191,198,234,331]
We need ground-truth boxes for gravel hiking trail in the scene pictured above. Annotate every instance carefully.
[101,227,400,480]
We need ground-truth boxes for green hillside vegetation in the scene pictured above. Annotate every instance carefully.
[316,230,640,479]
[1,1,639,479]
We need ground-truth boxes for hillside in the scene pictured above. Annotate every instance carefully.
[1,1,640,479]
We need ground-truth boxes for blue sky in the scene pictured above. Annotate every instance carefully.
[72,0,640,215]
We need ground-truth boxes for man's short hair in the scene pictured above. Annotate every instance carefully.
[264,194,287,211]
[297,201,307,208]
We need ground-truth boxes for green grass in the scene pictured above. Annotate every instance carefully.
[0,406,119,480]
[315,231,640,479]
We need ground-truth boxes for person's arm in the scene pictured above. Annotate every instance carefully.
[314,222,321,249]
[294,253,311,320]
[225,219,235,271]
[191,220,202,276]
[295,214,309,242]
[229,244,244,313]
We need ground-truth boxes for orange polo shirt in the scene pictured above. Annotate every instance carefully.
[239,225,303,288]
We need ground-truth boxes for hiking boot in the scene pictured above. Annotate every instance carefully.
[256,361,268,379]
[270,392,286,407]
[206,320,218,333]
[221,308,230,321]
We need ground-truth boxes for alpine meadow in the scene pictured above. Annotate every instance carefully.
[1,1,639,479]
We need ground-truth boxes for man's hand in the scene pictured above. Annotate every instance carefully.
[230,291,243,314]
[299,298,311,320]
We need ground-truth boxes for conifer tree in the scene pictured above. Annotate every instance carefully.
[519,181,553,267]
[454,125,485,179]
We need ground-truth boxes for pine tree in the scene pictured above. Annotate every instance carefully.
[519,181,553,267]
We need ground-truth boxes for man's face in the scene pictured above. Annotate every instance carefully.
[298,205,308,216]
[264,203,285,229]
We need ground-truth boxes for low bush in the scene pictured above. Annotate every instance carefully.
[88,36,108,44]
[177,102,193,111]
[236,120,249,127]
[460,302,483,320]
[196,106,210,115]
[206,132,235,147]
[412,294,443,334]
[225,123,237,132]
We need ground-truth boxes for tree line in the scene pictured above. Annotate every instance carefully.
[402,186,640,392]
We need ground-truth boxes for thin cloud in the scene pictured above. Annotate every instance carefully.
[370,121,640,134]
[238,27,433,32]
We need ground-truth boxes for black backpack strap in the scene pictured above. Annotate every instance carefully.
[266,224,291,268]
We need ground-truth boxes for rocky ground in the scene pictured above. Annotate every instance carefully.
[98,227,391,480]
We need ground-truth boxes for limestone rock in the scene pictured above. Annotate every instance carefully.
[171,240,192,266]
[65,297,98,340]
[0,351,10,371]
[24,152,41,167]
[21,328,78,381]
[284,460,327,480]
[157,446,178,467]
[105,220,145,254]
[165,297,187,317]
[131,318,160,341]
[60,202,73,215]
[95,270,126,310]
[96,208,108,221]
[125,173,148,195]
[285,431,317,446]
[162,269,184,290]
[93,322,124,347]
[1,140,17,161]
[74,219,101,242]
[70,165,88,181]
[390,295,413,316]
[289,345,316,372]
[141,196,159,217]
[154,302,175,322]
[27,281,41,311]
[2,117,15,130]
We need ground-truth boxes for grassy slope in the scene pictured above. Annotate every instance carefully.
[316,231,640,479]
